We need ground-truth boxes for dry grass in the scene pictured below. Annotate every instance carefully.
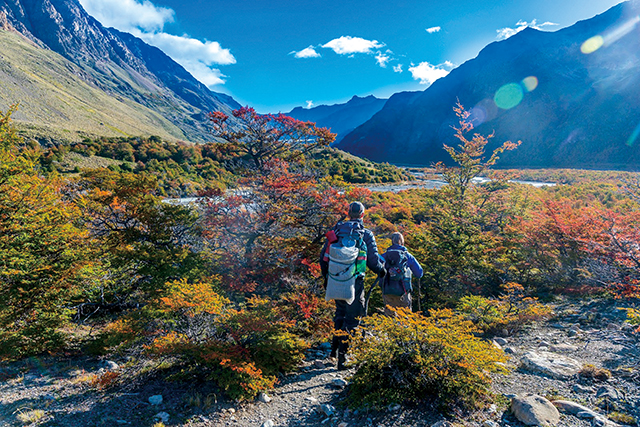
[15,409,46,424]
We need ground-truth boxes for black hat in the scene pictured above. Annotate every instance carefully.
[348,201,365,218]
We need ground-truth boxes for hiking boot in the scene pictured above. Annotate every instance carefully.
[337,352,347,371]
[330,335,340,358]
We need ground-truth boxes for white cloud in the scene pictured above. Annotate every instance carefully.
[322,36,384,55]
[78,0,235,87]
[496,19,558,40]
[393,64,403,73]
[140,32,235,65]
[79,0,174,32]
[292,46,321,58]
[408,62,450,85]
[426,26,441,34]
[375,52,390,68]
[305,100,314,109]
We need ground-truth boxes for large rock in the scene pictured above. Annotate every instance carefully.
[520,351,582,379]
[552,400,622,427]
[511,394,560,426]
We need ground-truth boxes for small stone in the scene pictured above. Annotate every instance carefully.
[577,411,596,419]
[153,412,170,423]
[305,396,318,403]
[550,343,578,352]
[539,340,551,347]
[317,404,335,417]
[596,385,622,400]
[314,360,326,369]
[148,395,163,405]
[488,404,497,414]
[504,393,518,399]
[104,360,119,370]
[430,421,453,427]
[261,420,275,427]
[338,423,348,427]
[495,337,509,346]
[550,323,567,329]
[319,342,332,350]
[492,340,503,350]
[483,421,499,427]
[258,392,272,403]
[332,378,348,388]
[573,384,594,393]
[228,408,236,414]
[568,329,579,337]
[116,421,129,425]
[504,347,517,355]
[389,404,401,411]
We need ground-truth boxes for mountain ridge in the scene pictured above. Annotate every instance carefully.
[285,95,387,144]
[337,1,640,170]
[0,0,239,143]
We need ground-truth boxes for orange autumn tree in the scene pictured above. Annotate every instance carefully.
[0,106,92,358]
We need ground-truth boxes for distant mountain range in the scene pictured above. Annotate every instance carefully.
[0,0,239,143]
[337,1,640,170]
[285,95,386,144]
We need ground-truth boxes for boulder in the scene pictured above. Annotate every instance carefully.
[511,394,560,426]
[520,351,582,379]
[552,400,599,417]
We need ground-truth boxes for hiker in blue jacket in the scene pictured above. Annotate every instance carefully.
[319,201,385,370]
[380,232,423,316]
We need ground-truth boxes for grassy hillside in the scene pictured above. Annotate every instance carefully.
[0,29,189,144]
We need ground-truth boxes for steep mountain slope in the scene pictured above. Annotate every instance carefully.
[338,1,640,169]
[0,0,239,143]
[285,95,387,143]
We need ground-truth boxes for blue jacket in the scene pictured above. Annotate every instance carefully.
[380,244,423,279]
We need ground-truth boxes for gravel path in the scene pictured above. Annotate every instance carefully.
[1,299,638,427]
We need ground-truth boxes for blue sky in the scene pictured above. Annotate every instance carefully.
[78,0,624,113]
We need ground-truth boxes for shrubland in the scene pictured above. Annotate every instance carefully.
[2,102,640,410]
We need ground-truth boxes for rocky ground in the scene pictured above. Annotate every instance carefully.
[0,298,639,427]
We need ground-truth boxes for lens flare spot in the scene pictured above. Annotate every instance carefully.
[469,106,487,126]
[494,83,524,110]
[522,76,538,92]
[581,36,604,54]
[626,122,640,147]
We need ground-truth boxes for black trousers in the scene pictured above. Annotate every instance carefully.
[334,277,366,332]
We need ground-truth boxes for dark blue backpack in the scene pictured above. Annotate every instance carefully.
[383,249,412,296]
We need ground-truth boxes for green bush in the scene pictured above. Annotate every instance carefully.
[347,308,508,409]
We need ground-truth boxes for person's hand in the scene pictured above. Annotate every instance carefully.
[378,268,387,278]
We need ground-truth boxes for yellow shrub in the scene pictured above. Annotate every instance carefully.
[348,308,508,409]
[457,283,552,335]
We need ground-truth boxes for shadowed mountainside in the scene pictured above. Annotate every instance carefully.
[338,1,640,170]
[285,95,387,144]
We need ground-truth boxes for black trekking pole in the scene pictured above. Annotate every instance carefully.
[416,277,422,312]
[364,276,382,317]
